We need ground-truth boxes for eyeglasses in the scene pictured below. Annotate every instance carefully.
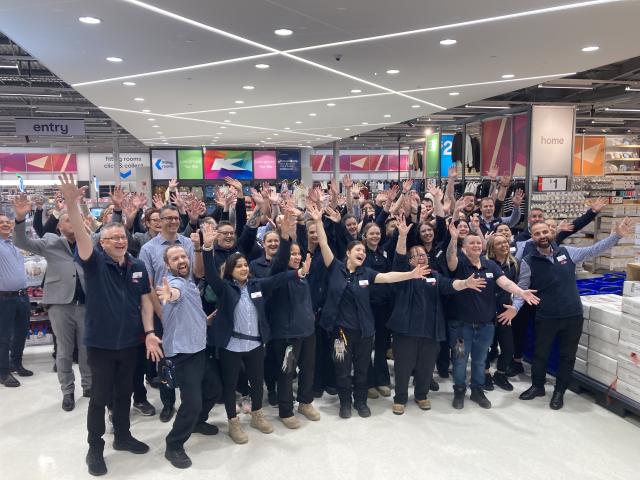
[148,217,161,223]
[409,253,428,259]
[102,235,128,242]
[161,216,180,222]
[218,231,235,236]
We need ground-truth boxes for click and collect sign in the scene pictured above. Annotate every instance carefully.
[89,152,149,180]
[16,117,85,136]
[151,149,177,180]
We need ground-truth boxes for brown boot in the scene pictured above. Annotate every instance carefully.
[249,409,274,434]
[298,403,321,421]
[280,415,302,429]
[228,416,248,444]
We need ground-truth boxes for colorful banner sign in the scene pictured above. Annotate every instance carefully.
[440,134,454,177]
[203,150,252,180]
[425,133,439,177]
[177,149,204,180]
[253,151,277,180]
[276,149,301,180]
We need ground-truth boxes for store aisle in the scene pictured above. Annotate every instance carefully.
[0,346,637,480]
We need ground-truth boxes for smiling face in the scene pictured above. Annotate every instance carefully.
[462,234,483,259]
[457,221,470,237]
[362,203,374,218]
[307,222,318,245]
[99,225,128,260]
[57,213,75,241]
[217,224,236,250]
[408,245,429,268]
[0,214,12,239]
[481,198,495,219]
[346,242,366,269]
[528,208,545,225]
[263,231,280,259]
[422,199,433,216]
[160,208,180,236]
[419,223,434,245]
[165,245,190,278]
[363,224,381,249]
[495,224,512,240]
[288,244,302,269]
[345,217,358,237]
[145,211,162,234]
[385,219,398,237]
[531,222,552,249]
[231,257,250,283]
[493,234,511,257]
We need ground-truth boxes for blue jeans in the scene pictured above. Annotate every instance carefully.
[0,294,30,374]
[450,321,495,389]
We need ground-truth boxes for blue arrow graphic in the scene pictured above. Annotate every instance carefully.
[155,159,162,170]
[120,170,132,179]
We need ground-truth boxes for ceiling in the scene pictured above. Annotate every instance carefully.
[0,0,640,150]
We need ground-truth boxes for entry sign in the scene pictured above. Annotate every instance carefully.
[16,117,85,136]
[537,176,568,192]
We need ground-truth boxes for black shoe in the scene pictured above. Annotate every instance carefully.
[429,378,440,391]
[165,448,192,469]
[483,373,494,391]
[53,363,57,373]
[313,389,324,399]
[159,405,176,423]
[339,403,352,419]
[470,388,492,409]
[83,388,91,398]
[0,372,20,387]
[132,400,156,416]
[113,436,150,454]
[267,390,278,407]
[62,393,75,411]
[147,376,162,389]
[506,361,525,377]
[353,402,371,418]
[452,386,465,410]
[11,363,33,377]
[550,390,564,410]
[325,387,338,396]
[438,370,450,379]
[519,385,546,400]
[492,372,514,391]
[193,422,219,435]
[86,447,107,476]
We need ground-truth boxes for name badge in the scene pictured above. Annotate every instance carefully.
[426,278,436,284]
[556,255,567,262]
[436,251,443,258]
[382,251,388,259]
[510,247,516,253]
[132,272,142,279]
[359,280,369,287]
[251,291,263,299]
[486,272,494,279]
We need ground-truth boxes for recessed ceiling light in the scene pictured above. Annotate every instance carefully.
[220,126,227,129]
[274,28,293,36]
[386,69,400,74]
[134,97,144,102]
[411,104,420,108]
[122,81,136,86]
[309,113,317,116]
[351,89,362,93]
[267,137,272,140]
[224,119,231,123]
[581,45,599,52]
[255,63,270,69]
[156,131,163,134]
[142,109,150,113]
[440,39,457,46]
[216,132,223,135]
[260,140,266,143]
[383,114,391,118]
[273,133,279,136]
[362,122,369,125]
[295,121,302,124]
[284,127,291,130]
[242,85,255,90]
[449,92,460,96]
[152,125,160,128]
[501,74,515,79]
[147,118,155,121]
[344,128,351,131]
[106,56,123,63]
[326,103,336,107]
[79,16,101,24]
[235,100,244,104]
[229,111,237,115]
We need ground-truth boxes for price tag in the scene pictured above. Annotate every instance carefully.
[537,176,567,192]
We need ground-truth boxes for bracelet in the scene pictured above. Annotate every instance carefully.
[202,244,214,252]
[297,268,307,279]
[144,330,155,336]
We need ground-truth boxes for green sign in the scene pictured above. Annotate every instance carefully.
[426,133,440,177]
[177,150,203,180]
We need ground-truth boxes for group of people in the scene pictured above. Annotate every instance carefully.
[0,169,633,475]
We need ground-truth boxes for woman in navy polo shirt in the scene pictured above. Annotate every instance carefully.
[307,204,427,419]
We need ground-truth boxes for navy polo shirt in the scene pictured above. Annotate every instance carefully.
[77,247,151,350]
[451,254,504,324]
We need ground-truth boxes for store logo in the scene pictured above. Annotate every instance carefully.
[120,170,132,179]
[155,158,163,170]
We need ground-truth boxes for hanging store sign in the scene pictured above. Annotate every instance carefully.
[16,117,85,136]
[151,149,178,180]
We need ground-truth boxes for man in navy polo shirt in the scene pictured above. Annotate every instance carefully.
[58,174,163,477]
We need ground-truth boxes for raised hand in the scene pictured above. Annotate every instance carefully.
[280,209,296,240]
[250,188,264,209]
[109,185,126,210]
[469,214,481,233]
[497,305,517,325]
[58,173,86,203]
[156,276,173,305]
[201,222,218,249]
[427,183,443,201]
[448,166,458,180]
[411,264,429,278]
[324,206,341,223]
[590,196,607,213]
[12,193,32,221]
[464,273,486,292]
[557,220,575,233]
[402,178,413,194]
[134,192,148,210]
[342,174,353,190]
[168,178,179,190]
[397,214,412,237]
[300,253,312,276]
[329,178,339,196]
[224,177,243,195]
[55,192,65,211]
[615,217,634,237]
[306,203,322,222]
[487,164,499,181]
[512,188,525,207]
[32,195,44,210]
[152,193,165,209]
[190,230,201,249]
[448,219,459,239]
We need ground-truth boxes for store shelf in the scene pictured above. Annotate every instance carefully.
[605,172,640,175]
[30,316,48,322]
[570,371,640,418]
[606,158,640,162]
[612,144,640,148]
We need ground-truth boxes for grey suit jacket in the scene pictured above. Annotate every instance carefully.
[13,220,86,305]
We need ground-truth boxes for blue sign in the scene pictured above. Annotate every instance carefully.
[440,134,454,177]
[276,149,301,180]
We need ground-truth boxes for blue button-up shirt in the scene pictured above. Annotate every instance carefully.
[138,233,195,287]
[0,237,28,291]
[161,275,207,357]
[226,283,261,352]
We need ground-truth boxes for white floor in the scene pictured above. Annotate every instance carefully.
[1,346,638,480]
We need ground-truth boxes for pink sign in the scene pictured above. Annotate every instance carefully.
[253,151,277,179]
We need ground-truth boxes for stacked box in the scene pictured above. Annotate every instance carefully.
[615,288,640,403]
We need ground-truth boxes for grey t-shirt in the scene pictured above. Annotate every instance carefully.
[161,275,207,357]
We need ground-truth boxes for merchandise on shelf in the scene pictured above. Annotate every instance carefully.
[605,135,640,175]
[530,191,586,220]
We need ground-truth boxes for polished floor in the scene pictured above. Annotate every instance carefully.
[0,345,638,480]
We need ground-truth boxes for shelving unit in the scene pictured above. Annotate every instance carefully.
[22,254,53,347]
[605,135,640,175]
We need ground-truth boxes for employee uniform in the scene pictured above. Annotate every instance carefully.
[202,248,298,419]
[389,253,455,405]
[319,259,379,408]
[514,234,622,393]
[478,204,521,235]
[76,247,150,449]
[0,235,29,379]
[268,239,316,419]
[449,254,504,390]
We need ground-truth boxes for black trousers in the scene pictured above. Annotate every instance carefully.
[367,303,392,388]
[219,345,264,419]
[531,315,583,392]
[264,340,278,393]
[0,294,30,374]
[512,304,535,360]
[333,328,373,405]
[87,346,137,448]
[313,323,336,392]
[392,335,440,404]
[271,334,316,418]
[199,345,223,423]
[485,322,514,373]
[132,344,148,403]
[166,350,206,451]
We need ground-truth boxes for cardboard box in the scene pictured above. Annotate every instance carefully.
[615,381,640,404]
[587,349,618,374]
[620,327,640,347]
[627,263,640,281]
[622,296,640,317]
[587,364,616,386]
[588,337,618,358]
[579,333,589,347]
[589,322,620,344]
[590,305,623,329]
[618,339,640,365]
[574,357,587,375]
[582,319,590,334]
[617,352,640,373]
[620,313,640,333]
[623,281,640,297]
[617,364,640,388]
[577,344,588,361]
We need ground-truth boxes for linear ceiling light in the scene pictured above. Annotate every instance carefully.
[604,108,640,112]
[465,104,509,109]
[0,92,62,97]
[35,110,90,114]
[538,84,593,89]
[0,65,19,69]
[625,86,640,92]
